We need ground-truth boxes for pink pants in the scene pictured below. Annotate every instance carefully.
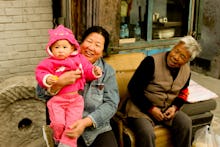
[47,93,84,147]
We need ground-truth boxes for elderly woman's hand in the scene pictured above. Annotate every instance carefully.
[149,106,164,121]
[163,105,177,120]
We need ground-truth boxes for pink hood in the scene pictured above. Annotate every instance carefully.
[46,25,80,57]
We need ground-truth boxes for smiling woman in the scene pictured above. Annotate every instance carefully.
[80,32,105,63]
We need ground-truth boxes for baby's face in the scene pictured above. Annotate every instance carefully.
[51,40,75,59]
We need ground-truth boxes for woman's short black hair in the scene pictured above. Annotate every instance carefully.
[81,26,110,55]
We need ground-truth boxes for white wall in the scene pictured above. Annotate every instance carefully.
[0,0,53,82]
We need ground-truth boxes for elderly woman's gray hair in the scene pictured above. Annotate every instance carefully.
[179,36,202,60]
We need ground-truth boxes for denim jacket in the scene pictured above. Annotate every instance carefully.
[36,58,120,146]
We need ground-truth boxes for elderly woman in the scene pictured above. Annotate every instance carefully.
[37,26,119,147]
[125,36,201,147]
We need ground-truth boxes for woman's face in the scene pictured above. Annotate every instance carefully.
[80,32,105,63]
[167,42,191,68]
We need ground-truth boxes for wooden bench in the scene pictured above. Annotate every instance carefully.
[104,52,216,147]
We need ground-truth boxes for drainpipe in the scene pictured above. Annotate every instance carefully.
[57,0,71,28]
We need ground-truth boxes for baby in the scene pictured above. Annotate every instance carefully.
[35,25,102,147]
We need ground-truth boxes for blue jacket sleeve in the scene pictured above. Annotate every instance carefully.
[36,84,52,101]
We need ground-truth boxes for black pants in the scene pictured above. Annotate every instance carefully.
[46,105,51,125]
[127,111,192,147]
[77,131,118,147]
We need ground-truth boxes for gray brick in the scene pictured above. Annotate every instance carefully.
[5,8,22,15]
[12,16,23,23]
[26,44,43,51]
[4,30,28,38]
[0,68,10,75]
[0,1,12,8]
[11,1,24,8]
[25,15,41,22]
[22,8,35,15]
[0,16,12,23]
[38,0,52,7]
[13,45,28,52]
[34,7,52,14]
[30,22,53,29]
[4,23,28,31]
[40,14,53,21]
[26,30,41,36]
[24,1,39,7]
[0,8,5,15]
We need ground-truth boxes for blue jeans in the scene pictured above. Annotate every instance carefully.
[36,84,52,100]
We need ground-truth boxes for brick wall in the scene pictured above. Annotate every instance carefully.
[0,0,53,82]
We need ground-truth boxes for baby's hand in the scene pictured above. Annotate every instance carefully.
[94,66,102,77]
[46,75,59,85]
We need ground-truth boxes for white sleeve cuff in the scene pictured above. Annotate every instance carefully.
[43,74,53,88]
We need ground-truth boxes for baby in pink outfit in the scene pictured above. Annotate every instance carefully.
[35,25,102,147]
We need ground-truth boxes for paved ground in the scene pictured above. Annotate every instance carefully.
[191,71,220,135]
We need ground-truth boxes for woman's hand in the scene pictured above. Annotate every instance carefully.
[46,75,58,85]
[149,106,164,121]
[163,105,177,120]
[58,69,82,86]
[50,70,82,93]
[65,117,93,139]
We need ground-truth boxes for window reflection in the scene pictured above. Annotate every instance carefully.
[120,0,190,41]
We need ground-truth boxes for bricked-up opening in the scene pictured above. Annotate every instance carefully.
[52,0,72,28]
[18,118,32,130]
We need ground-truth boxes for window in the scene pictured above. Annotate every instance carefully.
[120,0,194,42]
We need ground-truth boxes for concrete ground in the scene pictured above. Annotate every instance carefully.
[191,71,220,135]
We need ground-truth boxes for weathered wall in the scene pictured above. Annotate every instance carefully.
[199,0,220,60]
[99,0,121,50]
[197,0,220,78]
[0,0,53,83]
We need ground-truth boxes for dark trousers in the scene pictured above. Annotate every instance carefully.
[77,131,118,147]
[127,111,192,147]
[46,105,51,125]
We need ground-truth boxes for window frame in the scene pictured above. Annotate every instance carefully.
[116,0,199,53]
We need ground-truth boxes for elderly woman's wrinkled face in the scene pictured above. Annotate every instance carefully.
[80,32,105,63]
[167,42,191,68]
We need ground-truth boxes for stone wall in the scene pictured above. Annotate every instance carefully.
[196,0,220,78]
[0,0,53,83]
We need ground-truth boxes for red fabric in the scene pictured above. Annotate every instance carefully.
[178,88,189,101]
